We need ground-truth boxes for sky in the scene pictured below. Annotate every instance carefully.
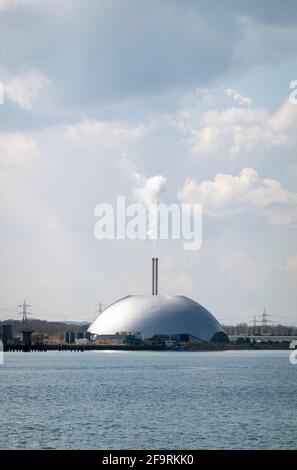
[0,0,297,325]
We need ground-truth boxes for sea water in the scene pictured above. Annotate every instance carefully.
[0,350,296,449]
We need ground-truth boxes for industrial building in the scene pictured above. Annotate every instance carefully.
[65,331,76,344]
[0,324,13,347]
[88,258,229,343]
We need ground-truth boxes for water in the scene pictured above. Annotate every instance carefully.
[0,350,296,449]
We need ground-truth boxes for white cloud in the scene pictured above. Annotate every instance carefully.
[0,0,39,11]
[225,88,252,107]
[178,167,297,226]
[234,15,297,70]
[261,206,297,227]
[67,121,145,141]
[219,253,269,290]
[0,116,152,317]
[65,119,147,148]
[5,69,51,111]
[286,255,297,276]
[0,132,39,167]
[181,99,297,158]
[161,270,194,295]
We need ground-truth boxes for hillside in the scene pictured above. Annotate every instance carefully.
[0,319,90,336]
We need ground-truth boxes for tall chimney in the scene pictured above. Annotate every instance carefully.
[155,258,158,295]
[152,258,155,295]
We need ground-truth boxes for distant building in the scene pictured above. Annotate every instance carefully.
[88,295,229,343]
[124,334,142,345]
[165,338,177,348]
[1,324,13,346]
[94,334,126,344]
[224,324,297,337]
[22,330,33,349]
[75,338,88,345]
[84,331,92,341]
[65,331,75,344]
[13,333,23,344]
[152,334,170,344]
[172,333,190,343]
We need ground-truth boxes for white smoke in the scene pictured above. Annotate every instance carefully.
[133,174,167,206]
[120,154,167,238]
[134,174,167,240]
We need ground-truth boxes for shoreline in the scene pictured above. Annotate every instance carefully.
[3,342,292,353]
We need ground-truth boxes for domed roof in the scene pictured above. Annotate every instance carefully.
[88,295,228,342]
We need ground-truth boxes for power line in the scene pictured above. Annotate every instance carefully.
[0,306,18,310]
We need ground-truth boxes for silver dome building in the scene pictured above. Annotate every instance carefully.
[88,294,228,343]
[88,258,229,343]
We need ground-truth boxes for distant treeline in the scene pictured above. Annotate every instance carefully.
[0,319,90,336]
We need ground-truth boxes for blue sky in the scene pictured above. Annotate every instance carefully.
[0,0,297,325]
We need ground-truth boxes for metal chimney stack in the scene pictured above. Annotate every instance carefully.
[152,258,155,295]
[152,257,159,295]
[155,257,158,295]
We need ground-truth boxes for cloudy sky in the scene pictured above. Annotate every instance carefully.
[1,0,297,324]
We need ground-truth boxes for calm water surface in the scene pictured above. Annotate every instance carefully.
[0,350,296,449]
